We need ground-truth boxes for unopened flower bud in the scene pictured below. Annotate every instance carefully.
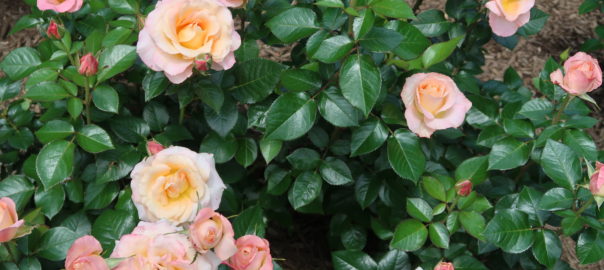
[455,180,472,197]
[78,53,98,76]
[47,21,60,39]
[146,141,165,156]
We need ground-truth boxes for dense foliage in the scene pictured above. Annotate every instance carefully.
[0,0,603,269]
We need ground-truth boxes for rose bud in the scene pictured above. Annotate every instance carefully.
[47,21,60,39]
[0,197,24,243]
[455,180,473,197]
[550,52,602,96]
[435,262,454,270]
[146,141,165,156]
[227,235,273,270]
[590,162,604,197]
[189,208,237,260]
[65,235,109,270]
[78,53,98,76]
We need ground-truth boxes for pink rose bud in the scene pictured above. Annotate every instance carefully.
[189,208,237,260]
[590,162,604,197]
[0,197,24,243]
[65,235,109,270]
[78,53,98,76]
[46,21,60,39]
[401,73,472,138]
[37,0,83,13]
[485,0,534,37]
[227,235,273,270]
[455,180,473,197]
[435,262,455,270]
[550,52,602,96]
[146,141,165,155]
[195,60,209,72]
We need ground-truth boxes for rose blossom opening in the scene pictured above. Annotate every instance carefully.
[550,52,602,96]
[485,0,534,37]
[37,0,83,13]
[0,197,24,243]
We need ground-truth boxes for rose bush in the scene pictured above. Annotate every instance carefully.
[0,0,603,269]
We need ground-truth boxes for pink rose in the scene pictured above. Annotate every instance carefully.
[111,221,221,270]
[0,197,24,243]
[401,73,472,138]
[435,262,455,270]
[227,235,273,270]
[65,235,109,270]
[189,208,237,260]
[79,53,99,77]
[137,0,241,84]
[550,52,602,95]
[590,162,604,197]
[485,0,534,37]
[455,180,473,197]
[130,146,226,225]
[146,141,165,155]
[46,21,60,39]
[37,0,82,13]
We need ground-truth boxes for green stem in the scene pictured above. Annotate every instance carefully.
[576,197,594,215]
[84,77,92,124]
[412,0,423,12]
[3,243,16,263]
[347,0,358,36]
[552,95,574,124]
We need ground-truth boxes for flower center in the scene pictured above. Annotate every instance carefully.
[178,23,206,49]
[163,170,190,199]
[418,79,447,115]
[500,0,521,14]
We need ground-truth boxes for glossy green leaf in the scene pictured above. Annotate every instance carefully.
[320,157,353,185]
[576,230,604,264]
[76,124,114,153]
[265,92,317,141]
[390,219,428,251]
[429,223,450,249]
[35,120,74,144]
[36,140,75,190]
[350,118,388,157]
[532,229,562,268]
[488,137,531,171]
[37,227,79,261]
[459,211,486,241]
[235,138,257,167]
[332,250,378,270]
[318,88,360,127]
[369,0,414,19]
[266,8,320,43]
[34,185,64,219]
[484,209,534,253]
[97,45,137,83]
[200,133,238,163]
[0,47,41,80]
[538,188,574,211]
[422,35,463,68]
[259,139,282,164]
[387,129,425,183]
[230,59,285,103]
[313,35,354,63]
[339,54,382,115]
[92,85,119,114]
[288,172,322,210]
[541,140,581,190]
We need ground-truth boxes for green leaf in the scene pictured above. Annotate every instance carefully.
[429,223,450,249]
[92,85,119,113]
[61,212,91,236]
[411,9,452,37]
[200,133,238,163]
[355,174,380,209]
[67,98,83,119]
[341,225,367,250]
[280,69,322,92]
[561,216,583,236]
[265,92,317,141]
[233,206,265,238]
[376,250,410,270]
[339,54,382,115]
[266,165,292,195]
[194,80,224,113]
[37,227,79,261]
[235,138,257,167]
[108,0,139,14]
[18,257,41,270]
[563,129,597,161]
[387,130,426,183]
[34,184,64,219]
[353,9,375,40]
[455,156,488,185]
[503,119,534,138]
[318,88,360,127]
[143,71,169,101]
[102,27,133,47]
[97,45,137,83]
[92,210,136,251]
[538,188,574,211]
[385,21,430,60]
[407,198,433,222]
[488,137,531,170]
[25,82,70,101]
[484,209,534,253]
[332,250,378,270]
[259,139,282,164]
[576,230,604,264]
[452,255,488,270]
[35,120,74,144]
[390,219,428,251]
[517,8,549,36]
[84,182,119,209]
[110,117,150,143]
[9,15,43,35]
[518,98,553,120]
[532,230,562,268]
[320,157,353,185]
[266,8,320,43]
[230,59,285,103]
[143,101,169,132]
[350,118,388,157]
[422,176,446,202]
[541,140,581,190]
[95,147,141,184]
[313,35,354,63]
[0,175,34,211]
[421,35,463,68]
[287,148,321,171]
[369,0,415,19]
[204,98,238,137]
[36,140,75,190]
[0,47,41,80]
[359,28,403,52]
[76,124,114,153]
[288,172,322,210]
[459,211,486,241]
[0,78,21,102]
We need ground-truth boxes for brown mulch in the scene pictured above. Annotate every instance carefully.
[2,0,604,269]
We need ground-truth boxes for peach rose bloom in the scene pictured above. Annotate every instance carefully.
[130,146,226,225]
[37,0,83,13]
[217,0,247,7]
[0,197,24,243]
[550,52,602,96]
[137,0,241,84]
[227,235,273,270]
[189,208,237,260]
[485,0,534,37]
[590,162,604,197]
[111,221,221,270]
[65,235,109,270]
[401,73,472,138]
[435,262,455,270]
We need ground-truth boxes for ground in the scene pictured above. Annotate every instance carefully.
[1,0,604,269]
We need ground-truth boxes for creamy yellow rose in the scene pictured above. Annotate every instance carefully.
[130,146,226,225]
